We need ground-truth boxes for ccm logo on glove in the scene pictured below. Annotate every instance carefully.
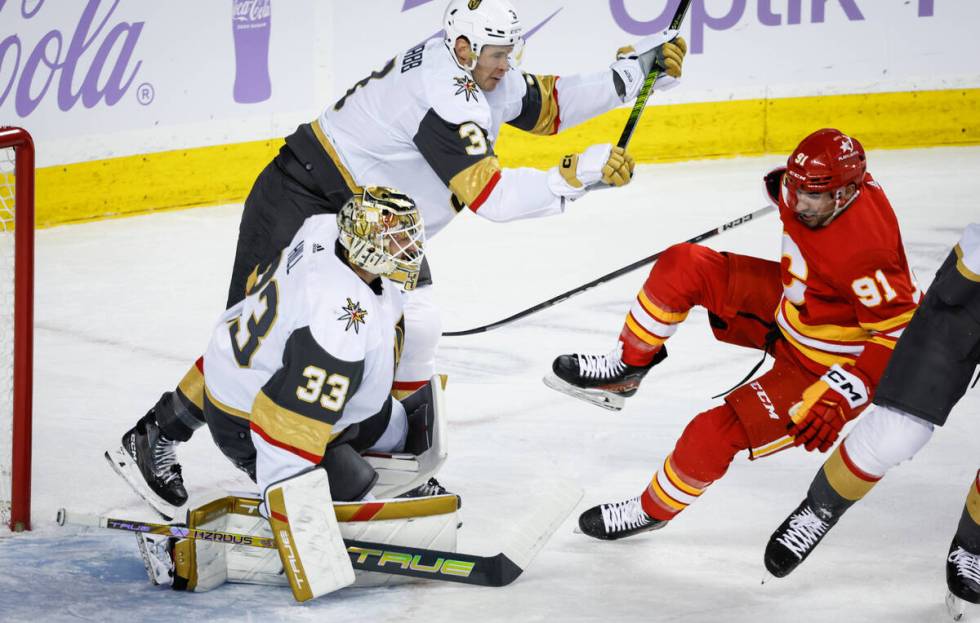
[823,366,868,408]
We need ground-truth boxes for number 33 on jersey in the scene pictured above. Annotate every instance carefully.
[203,215,405,486]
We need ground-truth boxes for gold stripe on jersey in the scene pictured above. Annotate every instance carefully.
[638,290,689,324]
[529,74,561,136]
[333,495,459,522]
[625,313,667,347]
[448,155,501,207]
[311,118,362,193]
[967,473,980,525]
[252,390,334,462]
[823,444,879,501]
[778,327,857,369]
[780,300,869,343]
[956,243,980,282]
[868,335,898,350]
[205,384,251,422]
[177,362,205,410]
[857,308,917,332]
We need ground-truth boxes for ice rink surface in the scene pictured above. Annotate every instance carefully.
[1,146,977,622]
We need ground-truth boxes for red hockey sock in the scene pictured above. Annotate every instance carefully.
[640,403,750,522]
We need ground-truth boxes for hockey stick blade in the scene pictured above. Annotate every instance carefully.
[443,204,775,337]
[498,479,583,571]
[57,485,581,589]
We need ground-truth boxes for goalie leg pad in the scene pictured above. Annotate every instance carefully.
[265,467,355,602]
[177,494,461,589]
[172,536,228,592]
[367,375,448,498]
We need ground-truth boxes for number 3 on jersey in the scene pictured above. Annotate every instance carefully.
[229,280,279,367]
[458,122,487,155]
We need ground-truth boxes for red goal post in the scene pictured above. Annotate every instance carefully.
[0,126,34,532]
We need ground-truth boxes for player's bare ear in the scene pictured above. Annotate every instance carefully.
[453,36,472,64]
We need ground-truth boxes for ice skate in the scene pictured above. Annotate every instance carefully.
[764,500,835,578]
[544,343,667,411]
[577,495,667,540]
[946,537,980,620]
[105,399,188,520]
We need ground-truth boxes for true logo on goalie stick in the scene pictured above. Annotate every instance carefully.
[348,546,475,577]
[338,298,368,333]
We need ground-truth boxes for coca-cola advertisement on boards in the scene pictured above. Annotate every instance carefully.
[232,0,272,104]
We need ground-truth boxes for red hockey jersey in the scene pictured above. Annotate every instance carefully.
[770,170,920,383]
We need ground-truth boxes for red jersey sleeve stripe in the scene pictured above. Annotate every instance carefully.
[468,169,502,212]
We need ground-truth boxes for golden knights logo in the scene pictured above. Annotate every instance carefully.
[453,75,479,102]
[467,0,482,9]
[338,298,368,333]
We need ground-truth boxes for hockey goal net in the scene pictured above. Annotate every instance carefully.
[0,127,34,532]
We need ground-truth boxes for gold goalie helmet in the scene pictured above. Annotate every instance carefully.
[338,186,425,290]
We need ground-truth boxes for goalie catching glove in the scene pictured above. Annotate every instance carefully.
[611,29,687,102]
[549,144,635,200]
[788,364,871,452]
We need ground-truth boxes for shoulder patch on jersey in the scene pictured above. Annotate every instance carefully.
[338,298,368,333]
[424,43,491,128]
[453,75,480,102]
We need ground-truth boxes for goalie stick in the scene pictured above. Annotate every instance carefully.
[56,481,582,589]
[443,204,775,337]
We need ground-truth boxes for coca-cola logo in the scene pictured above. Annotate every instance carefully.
[233,0,271,23]
[0,0,144,117]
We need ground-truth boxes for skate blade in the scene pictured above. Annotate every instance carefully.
[104,447,180,521]
[760,570,776,585]
[946,591,967,621]
[542,375,624,412]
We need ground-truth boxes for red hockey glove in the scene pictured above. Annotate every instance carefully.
[788,364,871,452]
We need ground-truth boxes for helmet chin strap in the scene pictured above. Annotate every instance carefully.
[821,186,861,227]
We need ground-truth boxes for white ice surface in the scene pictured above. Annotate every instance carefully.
[1,147,978,622]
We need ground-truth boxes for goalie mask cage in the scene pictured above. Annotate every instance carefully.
[0,127,34,532]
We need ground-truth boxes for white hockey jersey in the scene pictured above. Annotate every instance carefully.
[203,215,404,492]
[319,38,623,238]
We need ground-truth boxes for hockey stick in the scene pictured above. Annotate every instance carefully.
[617,0,692,150]
[443,204,775,337]
[56,482,581,588]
